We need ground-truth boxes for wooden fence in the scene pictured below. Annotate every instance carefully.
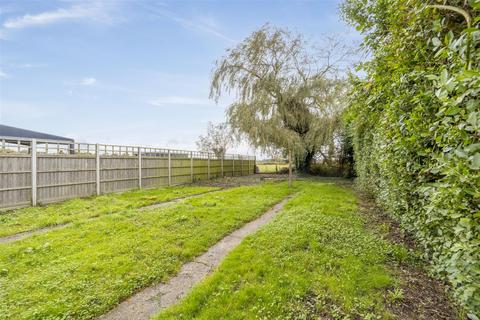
[0,140,255,210]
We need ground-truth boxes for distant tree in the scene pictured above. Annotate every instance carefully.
[196,122,233,158]
[210,24,349,173]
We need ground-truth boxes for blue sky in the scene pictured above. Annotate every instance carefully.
[0,0,358,154]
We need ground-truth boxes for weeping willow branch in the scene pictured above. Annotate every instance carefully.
[427,5,472,27]
[427,4,473,69]
[210,25,350,172]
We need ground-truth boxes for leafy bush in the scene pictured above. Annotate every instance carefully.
[309,163,348,177]
[277,166,290,174]
[341,0,479,315]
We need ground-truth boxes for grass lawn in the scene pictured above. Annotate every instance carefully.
[0,185,219,238]
[155,180,411,319]
[0,182,294,319]
[257,163,289,173]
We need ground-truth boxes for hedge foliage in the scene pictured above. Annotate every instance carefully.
[341,0,480,315]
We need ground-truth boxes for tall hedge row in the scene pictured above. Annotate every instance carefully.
[341,0,479,315]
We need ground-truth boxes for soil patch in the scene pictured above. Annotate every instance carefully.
[356,193,462,319]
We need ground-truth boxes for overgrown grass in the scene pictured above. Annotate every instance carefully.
[0,185,219,238]
[0,182,294,319]
[156,181,410,319]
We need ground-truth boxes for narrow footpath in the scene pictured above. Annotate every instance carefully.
[0,189,222,245]
[98,194,295,320]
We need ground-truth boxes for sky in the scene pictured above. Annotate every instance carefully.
[0,0,359,155]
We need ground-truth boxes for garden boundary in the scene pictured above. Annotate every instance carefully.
[0,139,255,209]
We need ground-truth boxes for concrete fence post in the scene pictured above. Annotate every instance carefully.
[31,139,37,206]
[96,144,100,195]
[221,155,224,177]
[207,153,211,179]
[241,156,244,176]
[190,151,194,183]
[168,150,172,186]
[138,147,142,189]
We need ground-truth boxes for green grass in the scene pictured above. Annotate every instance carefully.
[257,163,288,173]
[156,180,410,319]
[0,182,294,319]
[0,185,219,238]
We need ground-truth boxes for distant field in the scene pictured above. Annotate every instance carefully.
[257,163,288,173]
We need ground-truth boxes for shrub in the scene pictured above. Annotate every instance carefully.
[341,0,479,314]
[277,167,290,174]
[309,163,350,177]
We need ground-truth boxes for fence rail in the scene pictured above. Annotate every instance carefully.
[0,139,255,210]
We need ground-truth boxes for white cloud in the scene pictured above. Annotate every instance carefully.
[80,77,96,86]
[20,63,34,68]
[5,62,46,69]
[2,1,115,29]
[0,100,47,121]
[147,96,213,107]
[171,15,236,43]
[4,7,88,29]
[0,70,8,78]
[142,3,236,43]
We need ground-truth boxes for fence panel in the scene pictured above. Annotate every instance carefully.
[37,155,96,204]
[100,156,139,193]
[171,157,192,185]
[223,159,234,177]
[141,157,169,188]
[0,155,31,209]
[0,140,255,210]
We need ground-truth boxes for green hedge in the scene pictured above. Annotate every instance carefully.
[341,0,479,315]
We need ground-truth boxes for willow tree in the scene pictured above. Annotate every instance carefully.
[210,25,348,172]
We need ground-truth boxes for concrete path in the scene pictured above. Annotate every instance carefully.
[0,224,67,244]
[98,194,295,320]
[138,189,221,211]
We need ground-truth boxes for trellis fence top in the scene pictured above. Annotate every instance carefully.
[0,138,255,160]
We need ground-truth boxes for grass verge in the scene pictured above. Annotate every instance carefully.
[0,185,219,238]
[257,164,288,173]
[155,180,411,319]
[0,182,294,319]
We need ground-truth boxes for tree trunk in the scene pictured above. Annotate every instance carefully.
[288,150,292,188]
[296,151,315,173]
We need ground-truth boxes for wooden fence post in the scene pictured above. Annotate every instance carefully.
[96,144,100,195]
[168,150,172,186]
[207,153,210,179]
[190,151,194,183]
[31,139,37,206]
[232,155,235,177]
[138,147,142,189]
